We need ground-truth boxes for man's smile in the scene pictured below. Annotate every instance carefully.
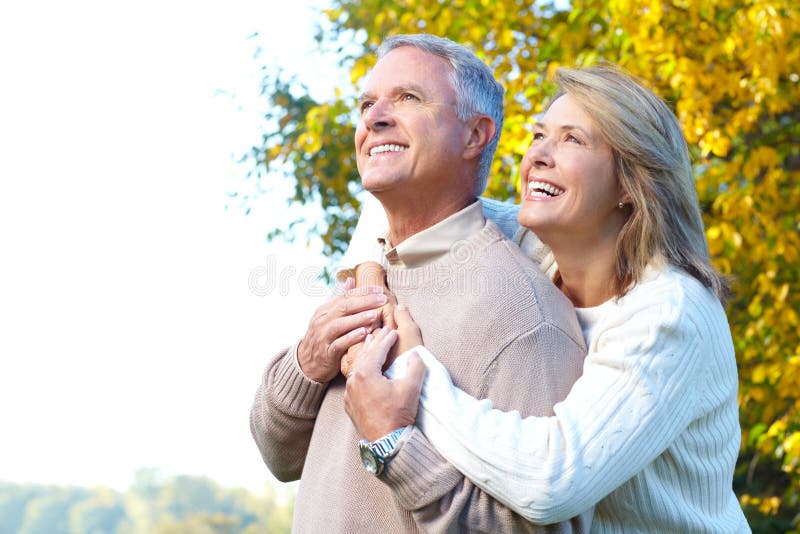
[369,143,409,156]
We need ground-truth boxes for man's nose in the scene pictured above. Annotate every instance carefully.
[363,98,396,130]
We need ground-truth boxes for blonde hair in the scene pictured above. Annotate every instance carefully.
[551,65,731,302]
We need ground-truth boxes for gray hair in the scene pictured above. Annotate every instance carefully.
[378,34,505,196]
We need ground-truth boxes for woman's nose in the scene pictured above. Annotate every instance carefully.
[525,139,555,168]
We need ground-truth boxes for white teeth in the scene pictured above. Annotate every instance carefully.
[369,144,408,156]
[528,180,564,197]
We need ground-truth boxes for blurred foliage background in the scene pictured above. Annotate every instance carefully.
[243,0,799,530]
[0,471,293,534]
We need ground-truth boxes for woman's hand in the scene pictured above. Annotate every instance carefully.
[341,261,397,377]
[344,327,427,442]
[342,298,422,377]
[356,261,398,331]
[393,303,423,357]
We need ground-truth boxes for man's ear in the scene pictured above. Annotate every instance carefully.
[463,116,496,161]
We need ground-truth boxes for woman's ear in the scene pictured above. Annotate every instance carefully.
[463,116,496,161]
[617,182,631,205]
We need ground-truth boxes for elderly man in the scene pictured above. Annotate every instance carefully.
[250,34,589,532]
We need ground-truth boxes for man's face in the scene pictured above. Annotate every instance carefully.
[355,46,471,197]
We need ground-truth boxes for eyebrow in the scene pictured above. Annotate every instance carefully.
[358,83,429,103]
[533,122,597,142]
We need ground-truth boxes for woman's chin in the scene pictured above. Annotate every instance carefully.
[518,204,551,232]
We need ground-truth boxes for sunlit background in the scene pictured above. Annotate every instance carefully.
[0,0,340,496]
[3,0,798,531]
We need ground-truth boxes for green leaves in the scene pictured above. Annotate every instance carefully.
[248,3,800,524]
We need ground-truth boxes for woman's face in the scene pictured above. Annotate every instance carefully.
[518,94,627,246]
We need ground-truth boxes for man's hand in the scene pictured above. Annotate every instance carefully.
[297,278,390,383]
[342,296,424,377]
[344,327,428,442]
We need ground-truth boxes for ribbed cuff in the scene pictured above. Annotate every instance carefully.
[269,342,327,417]
[381,426,462,509]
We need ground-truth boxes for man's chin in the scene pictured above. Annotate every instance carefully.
[361,178,396,195]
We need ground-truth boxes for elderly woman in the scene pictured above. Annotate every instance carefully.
[344,65,750,532]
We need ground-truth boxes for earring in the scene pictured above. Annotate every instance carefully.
[618,202,624,209]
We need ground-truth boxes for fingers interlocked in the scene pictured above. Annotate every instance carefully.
[297,279,389,383]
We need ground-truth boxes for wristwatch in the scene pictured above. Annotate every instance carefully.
[359,427,407,476]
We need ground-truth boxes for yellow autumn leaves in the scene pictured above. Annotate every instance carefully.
[257,0,799,525]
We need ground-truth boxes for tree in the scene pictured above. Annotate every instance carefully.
[68,489,126,534]
[246,0,800,529]
[0,482,46,534]
[0,476,293,534]
[17,487,89,534]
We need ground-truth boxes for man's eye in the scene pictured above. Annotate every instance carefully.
[360,101,374,113]
[402,93,418,101]
[532,132,544,141]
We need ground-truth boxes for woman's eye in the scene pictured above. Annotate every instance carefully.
[532,132,544,141]
[565,134,582,144]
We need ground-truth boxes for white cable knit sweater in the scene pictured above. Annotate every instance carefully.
[349,194,750,532]
[388,265,749,532]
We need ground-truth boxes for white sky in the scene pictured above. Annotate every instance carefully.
[0,0,347,493]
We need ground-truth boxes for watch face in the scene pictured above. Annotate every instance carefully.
[359,442,383,475]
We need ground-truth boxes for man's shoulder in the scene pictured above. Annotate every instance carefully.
[457,221,583,343]
[473,220,555,289]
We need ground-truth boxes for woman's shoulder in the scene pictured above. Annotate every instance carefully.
[587,266,733,372]
[631,265,720,306]
[478,197,522,241]
[614,264,728,333]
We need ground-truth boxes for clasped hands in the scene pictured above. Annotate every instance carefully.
[296,262,427,441]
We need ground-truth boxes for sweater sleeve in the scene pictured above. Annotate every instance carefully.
[381,324,592,532]
[335,193,388,280]
[249,342,328,482]
[395,292,709,523]
[478,197,522,240]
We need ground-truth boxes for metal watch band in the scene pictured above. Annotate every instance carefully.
[370,427,406,458]
[359,427,409,476]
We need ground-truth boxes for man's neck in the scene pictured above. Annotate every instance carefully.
[381,195,476,246]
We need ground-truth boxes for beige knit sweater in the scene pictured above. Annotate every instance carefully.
[250,221,591,533]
